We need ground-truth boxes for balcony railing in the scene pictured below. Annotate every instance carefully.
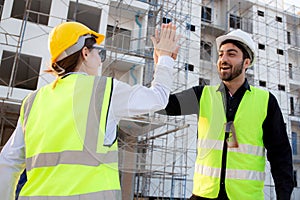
[105,30,150,58]
[105,32,131,52]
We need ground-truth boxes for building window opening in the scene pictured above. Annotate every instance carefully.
[287,31,291,45]
[0,51,41,90]
[186,23,195,32]
[67,2,102,32]
[278,84,285,91]
[229,14,241,29]
[162,17,172,24]
[259,80,266,87]
[289,63,293,79]
[276,16,282,22]
[200,40,212,61]
[290,97,294,115]
[185,63,194,71]
[258,10,264,17]
[201,6,212,23]
[258,43,265,50]
[106,25,131,51]
[277,49,284,55]
[11,0,52,26]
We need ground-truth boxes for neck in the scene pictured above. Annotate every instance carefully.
[74,63,97,76]
[223,76,245,95]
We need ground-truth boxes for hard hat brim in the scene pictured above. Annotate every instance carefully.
[91,30,105,45]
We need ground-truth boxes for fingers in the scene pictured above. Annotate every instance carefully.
[156,23,176,43]
[160,23,167,39]
[160,23,175,40]
[155,22,181,58]
[150,36,157,47]
[169,24,176,41]
[155,29,159,43]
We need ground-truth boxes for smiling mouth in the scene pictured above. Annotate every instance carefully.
[221,67,231,71]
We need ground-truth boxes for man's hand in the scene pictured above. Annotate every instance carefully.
[151,23,180,64]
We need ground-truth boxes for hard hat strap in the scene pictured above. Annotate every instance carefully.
[56,34,93,62]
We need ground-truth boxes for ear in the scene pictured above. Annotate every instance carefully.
[243,58,251,70]
[81,47,89,60]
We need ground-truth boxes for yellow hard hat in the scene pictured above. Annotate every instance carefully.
[48,21,105,64]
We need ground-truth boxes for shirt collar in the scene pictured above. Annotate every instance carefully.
[217,79,251,92]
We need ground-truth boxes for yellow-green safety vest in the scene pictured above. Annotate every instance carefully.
[19,74,121,199]
[193,85,269,200]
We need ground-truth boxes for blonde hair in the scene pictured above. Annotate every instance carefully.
[44,63,66,89]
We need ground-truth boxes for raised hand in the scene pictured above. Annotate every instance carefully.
[151,23,180,64]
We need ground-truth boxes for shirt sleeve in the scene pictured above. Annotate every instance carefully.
[103,56,175,145]
[0,119,26,200]
[263,92,294,200]
[110,56,175,119]
[163,85,203,115]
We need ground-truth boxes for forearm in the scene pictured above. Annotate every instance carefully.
[111,56,175,118]
[151,56,175,91]
[0,120,26,200]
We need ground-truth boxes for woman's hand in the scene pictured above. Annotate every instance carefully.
[151,23,181,64]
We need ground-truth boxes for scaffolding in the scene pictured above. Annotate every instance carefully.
[1,0,300,199]
[115,1,195,198]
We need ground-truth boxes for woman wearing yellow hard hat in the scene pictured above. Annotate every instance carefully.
[0,21,180,199]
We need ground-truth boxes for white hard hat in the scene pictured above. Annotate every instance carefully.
[216,29,256,66]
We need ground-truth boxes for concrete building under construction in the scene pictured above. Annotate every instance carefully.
[0,0,299,199]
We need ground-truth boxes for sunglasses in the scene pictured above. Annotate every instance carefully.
[92,46,106,63]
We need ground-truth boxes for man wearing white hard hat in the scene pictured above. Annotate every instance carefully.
[159,29,294,199]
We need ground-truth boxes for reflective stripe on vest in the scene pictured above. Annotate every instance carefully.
[22,90,38,132]
[19,190,121,200]
[193,85,268,200]
[197,139,265,157]
[19,75,120,198]
[194,163,265,181]
[25,150,118,170]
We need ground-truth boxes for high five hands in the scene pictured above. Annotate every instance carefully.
[151,23,181,64]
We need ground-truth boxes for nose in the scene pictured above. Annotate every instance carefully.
[219,53,228,63]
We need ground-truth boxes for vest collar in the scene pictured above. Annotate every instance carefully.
[217,79,251,93]
[61,72,88,79]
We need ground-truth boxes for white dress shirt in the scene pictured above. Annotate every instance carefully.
[0,56,175,200]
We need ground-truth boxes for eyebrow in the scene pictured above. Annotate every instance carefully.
[219,49,238,53]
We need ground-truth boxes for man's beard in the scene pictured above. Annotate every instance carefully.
[218,60,244,81]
